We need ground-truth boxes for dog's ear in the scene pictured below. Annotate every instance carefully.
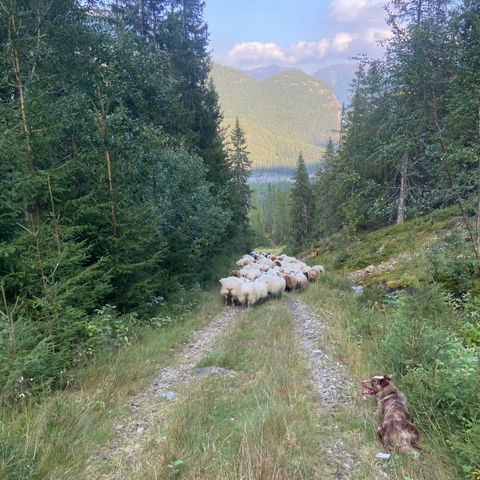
[380,374,393,387]
[384,374,394,381]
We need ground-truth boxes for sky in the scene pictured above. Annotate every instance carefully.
[204,0,392,72]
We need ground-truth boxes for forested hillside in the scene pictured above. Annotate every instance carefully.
[0,0,251,401]
[246,64,298,81]
[211,64,340,168]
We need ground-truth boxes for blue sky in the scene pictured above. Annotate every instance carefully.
[204,0,391,71]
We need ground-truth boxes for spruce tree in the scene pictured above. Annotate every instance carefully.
[0,0,237,400]
[229,118,252,225]
[289,153,313,250]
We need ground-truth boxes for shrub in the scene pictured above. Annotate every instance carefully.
[346,281,479,477]
[427,231,478,296]
[0,317,54,402]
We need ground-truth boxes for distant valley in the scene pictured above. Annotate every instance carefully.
[211,64,341,169]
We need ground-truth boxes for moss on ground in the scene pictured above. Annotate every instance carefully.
[303,207,462,288]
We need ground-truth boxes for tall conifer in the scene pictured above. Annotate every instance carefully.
[289,153,313,250]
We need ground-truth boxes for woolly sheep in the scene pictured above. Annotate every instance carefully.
[294,272,308,291]
[281,273,297,291]
[253,279,269,301]
[219,277,243,306]
[239,281,259,307]
[307,270,319,282]
[228,251,318,306]
[312,265,325,275]
[262,274,286,296]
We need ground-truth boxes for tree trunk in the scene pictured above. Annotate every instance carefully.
[9,12,41,223]
[96,91,118,236]
[416,0,423,25]
[139,0,147,34]
[397,152,409,225]
[47,174,62,253]
[475,102,480,260]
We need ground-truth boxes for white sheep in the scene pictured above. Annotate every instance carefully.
[261,274,286,296]
[236,255,255,267]
[253,279,269,301]
[294,272,308,291]
[219,277,243,306]
[239,281,259,307]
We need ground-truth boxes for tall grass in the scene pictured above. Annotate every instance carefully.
[136,302,345,480]
[303,278,464,480]
[0,291,224,480]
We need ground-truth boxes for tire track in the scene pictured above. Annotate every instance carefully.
[89,306,240,479]
[289,297,359,479]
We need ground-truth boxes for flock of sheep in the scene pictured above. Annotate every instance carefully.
[219,251,325,307]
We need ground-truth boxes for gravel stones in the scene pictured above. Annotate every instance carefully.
[158,391,178,401]
[93,306,239,473]
[289,298,358,479]
[289,298,354,406]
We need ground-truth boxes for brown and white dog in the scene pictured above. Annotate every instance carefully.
[362,375,421,453]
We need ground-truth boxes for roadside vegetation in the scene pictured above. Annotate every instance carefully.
[0,290,224,480]
[0,0,253,404]
[302,281,462,480]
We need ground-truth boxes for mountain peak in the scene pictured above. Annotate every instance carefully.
[245,64,300,81]
[211,63,340,169]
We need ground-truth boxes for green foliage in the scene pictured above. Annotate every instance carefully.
[354,283,480,478]
[0,0,243,401]
[211,64,339,169]
[228,118,252,228]
[249,183,290,247]
[304,206,460,274]
[288,153,314,251]
[427,231,479,296]
[85,305,138,354]
[312,1,480,241]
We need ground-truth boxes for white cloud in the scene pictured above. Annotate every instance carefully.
[331,32,354,52]
[228,39,333,65]
[330,0,385,22]
[228,42,287,64]
[290,40,331,61]
[225,24,392,69]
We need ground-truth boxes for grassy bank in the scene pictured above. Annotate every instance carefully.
[0,291,224,480]
[302,279,466,480]
[303,207,461,278]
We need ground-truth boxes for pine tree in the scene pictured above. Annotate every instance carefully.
[289,153,313,250]
[229,118,252,224]
[272,186,289,245]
